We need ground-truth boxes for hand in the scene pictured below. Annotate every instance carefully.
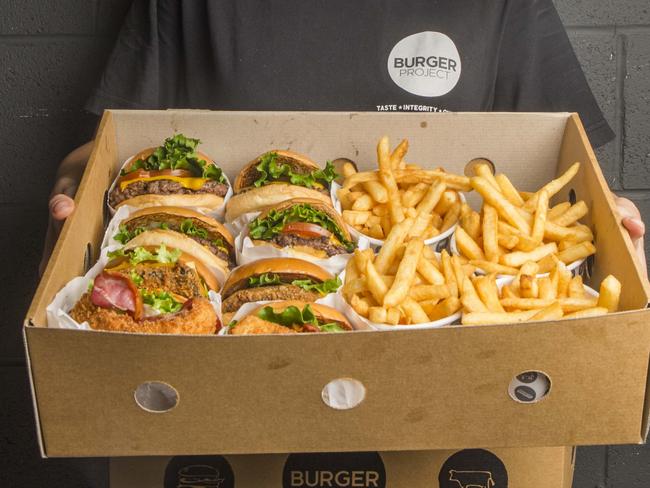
[615,196,647,278]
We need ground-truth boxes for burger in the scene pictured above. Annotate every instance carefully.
[112,206,236,273]
[225,150,336,221]
[246,198,355,259]
[227,300,353,334]
[69,241,220,334]
[108,134,229,211]
[220,257,341,315]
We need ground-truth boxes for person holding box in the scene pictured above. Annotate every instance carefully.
[43,0,645,275]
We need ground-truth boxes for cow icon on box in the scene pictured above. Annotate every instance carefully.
[448,469,495,488]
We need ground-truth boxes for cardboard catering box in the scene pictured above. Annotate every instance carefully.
[110,447,575,488]
[24,110,650,458]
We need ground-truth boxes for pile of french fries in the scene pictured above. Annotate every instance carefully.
[461,259,622,325]
[342,218,468,325]
[454,162,595,275]
[337,136,471,241]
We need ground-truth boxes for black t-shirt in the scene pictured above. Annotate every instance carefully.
[87,0,614,147]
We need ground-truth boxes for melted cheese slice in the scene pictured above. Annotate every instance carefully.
[119,175,209,191]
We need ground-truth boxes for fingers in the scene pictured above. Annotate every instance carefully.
[615,196,645,239]
[622,217,645,241]
[49,194,75,221]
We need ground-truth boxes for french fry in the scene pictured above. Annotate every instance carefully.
[568,275,585,298]
[434,190,459,215]
[366,215,381,227]
[344,255,359,283]
[471,176,531,234]
[343,277,367,296]
[402,182,429,207]
[557,241,596,264]
[558,297,599,313]
[547,202,571,221]
[374,218,412,274]
[563,307,608,319]
[440,201,461,233]
[417,255,446,285]
[350,294,370,317]
[380,213,392,237]
[495,173,525,207]
[523,162,580,212]
[409,181,446,237]
[518,261,540,277]
[377,136,405,225]
[343,210,371,226]
[482,204,499,262]
[501,297,555,310]
[352,193,374,211]
[451,255,467,290]
[531,189,549,244]
[395,170,472,192]
[353,248,374,274]
[552,201,588,226]
[367,224,384,240]
[501,283,520,298]
[390,139,409,170]
[441,250,459,297]
[462,310,538,325]
[538,277,556,300]
[340,162,357,178]
[544,221,593,242]
[500,242,557,268]
[530,302,564,321]
[419,298,442,318]
[474,275,505,313]
[337,188,354,209]
[383,238,424,307]
[372,204,388,216]
[520,275,539,298]
[461,210,481,242]
[401,297,431,323]
[553,260,572,298]
[365,260,388,305]
[428,296,462,321]
[408,284,450,302]
[598,275,621,312]
[469,260,519,275]
[461,279,489,313]
[421,246,439,261]
[362,181,388,204]
[473,161,500,191]
[430,211,443,230]
[455,227,486,260]
[368,306,387,324]
[386,307,401,325]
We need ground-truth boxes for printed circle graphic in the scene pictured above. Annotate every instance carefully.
[283,452,386,488]
[164,455,234,488]
[439,449,508,488]
[387,31,461,97]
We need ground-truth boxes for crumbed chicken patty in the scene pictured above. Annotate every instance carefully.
[109,262,206,298]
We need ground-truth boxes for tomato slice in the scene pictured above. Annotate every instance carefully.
[281,222,331,239]
[118,168,195,183]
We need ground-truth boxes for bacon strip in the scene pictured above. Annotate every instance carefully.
[91,271,143,320]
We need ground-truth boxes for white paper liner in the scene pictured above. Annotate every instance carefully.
[46,246,223,330]
[449,232,586,278]
[106,155,233,220]
[219,293,342,335]
[330,181,464,248]
[235,231,369,275]
[225,210,261,237]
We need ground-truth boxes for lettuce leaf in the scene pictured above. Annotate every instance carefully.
[180,219,208,239]
[107,244,181,265]
[253,152,337,189]
[122,133,226,183]
[248,272,283,288]
[257,303,345,332]
[141,289,183,314]
[248,203,354,252]
[247,273,341,295]
[113,224,146,245]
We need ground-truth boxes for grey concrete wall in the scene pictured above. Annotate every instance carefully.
[0,1,648,486]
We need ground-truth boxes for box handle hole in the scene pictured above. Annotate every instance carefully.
[508,371,550,404]
[568,188,577,205]
[322,378,366,410]
[465,157,495,177]
[83,243,93,273]
[134,381,179,413]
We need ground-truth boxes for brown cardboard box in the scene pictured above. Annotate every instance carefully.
[24,111,650,457]
[109,447,575,488]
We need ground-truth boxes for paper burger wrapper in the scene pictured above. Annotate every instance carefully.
[219,293,343,335]
[330,181,463,249]
[46,245,223,330]
[235,232,369,275]
[106,155,233,221]
[225,210,261,237]
[449,232,586,278]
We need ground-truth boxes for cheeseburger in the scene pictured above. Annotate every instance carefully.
[69,242,220,334]
[227,300,352,335]
[246,198,354,258]
[225,150,336,221]
[108,134,229,210]
[113,206,235,272]
[220,258,341,314]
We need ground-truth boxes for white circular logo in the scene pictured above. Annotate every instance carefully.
[387,31,461,97]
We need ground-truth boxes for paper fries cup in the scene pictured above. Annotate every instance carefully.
[107,155,233,220]
[331,181,464,249]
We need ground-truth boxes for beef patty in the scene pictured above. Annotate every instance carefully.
[109,179,229,207]
[222,285,320,313]
[268,234,348,257]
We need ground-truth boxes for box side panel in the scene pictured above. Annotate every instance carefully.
[28,310,650,457]
[110,110,566,191]
[557,114,650,310]
[109,447,570,488]
[25,112,118,326]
